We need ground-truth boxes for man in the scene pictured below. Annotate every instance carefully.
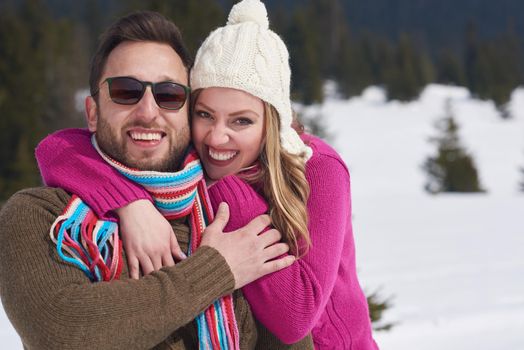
[0,11,295,349]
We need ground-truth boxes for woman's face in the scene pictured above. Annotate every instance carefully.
[192,87,265,181]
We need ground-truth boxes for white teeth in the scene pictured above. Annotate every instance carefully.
[209,149,237,161]
[130,131,162,141]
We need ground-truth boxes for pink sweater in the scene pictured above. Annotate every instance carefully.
[36,129,378,350]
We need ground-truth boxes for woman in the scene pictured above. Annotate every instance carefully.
[36,1,377,349]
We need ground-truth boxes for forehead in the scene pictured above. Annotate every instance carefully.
[197,87,264,113]
[103,41,188,84]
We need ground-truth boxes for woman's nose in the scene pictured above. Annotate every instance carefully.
[206,123,230,146]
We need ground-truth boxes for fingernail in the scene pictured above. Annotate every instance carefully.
[181,252,187,259]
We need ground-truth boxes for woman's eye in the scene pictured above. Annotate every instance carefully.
[234,118,254,126]
[195,110,211,119]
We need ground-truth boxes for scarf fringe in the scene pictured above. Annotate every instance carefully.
[49,195,122,282]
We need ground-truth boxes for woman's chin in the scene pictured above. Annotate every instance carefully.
[203,162,240,181]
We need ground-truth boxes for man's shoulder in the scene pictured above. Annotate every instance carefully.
[1,187,72,218]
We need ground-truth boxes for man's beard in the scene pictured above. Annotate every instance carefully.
[95,115,190,172]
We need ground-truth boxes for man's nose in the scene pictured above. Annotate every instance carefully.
[135,87,159,121]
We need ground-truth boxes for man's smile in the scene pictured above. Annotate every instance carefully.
[127,128,166,148]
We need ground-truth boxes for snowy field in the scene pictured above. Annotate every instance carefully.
[301,84,524,350]
[1,84,523,349]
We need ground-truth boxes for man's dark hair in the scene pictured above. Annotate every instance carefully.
[89,11,192,97]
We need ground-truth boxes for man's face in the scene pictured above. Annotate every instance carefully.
[86,41,190,171]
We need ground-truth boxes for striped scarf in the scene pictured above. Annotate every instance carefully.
[49,135,240,350]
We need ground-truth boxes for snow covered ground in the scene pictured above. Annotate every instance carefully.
[1,84,523,349]
[301,84,524,350]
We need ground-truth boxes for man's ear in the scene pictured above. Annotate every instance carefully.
[85,96,98,132]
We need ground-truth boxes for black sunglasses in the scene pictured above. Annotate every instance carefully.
[93,76,191,110]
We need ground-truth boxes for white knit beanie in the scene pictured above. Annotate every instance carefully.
[191,0,312,160]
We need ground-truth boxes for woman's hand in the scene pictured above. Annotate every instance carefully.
[115,199,186,279]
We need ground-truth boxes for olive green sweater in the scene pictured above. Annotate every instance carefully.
[0,188,313,350]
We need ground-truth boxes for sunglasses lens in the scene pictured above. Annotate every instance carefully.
[154,83,187,110]
[109,78,143,105]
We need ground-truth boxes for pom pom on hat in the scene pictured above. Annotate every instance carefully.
[227,0,269,28]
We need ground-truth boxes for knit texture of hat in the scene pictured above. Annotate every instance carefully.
[191,0,312,160]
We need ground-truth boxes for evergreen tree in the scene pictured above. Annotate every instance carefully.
[0,0,84,199]
[84,0,105,54]
[167,0,226,56]
[415,51,436,90]
[7,135,41,192]
[463,22,521,117]
[296,109,332,143]
[436,48,466,86]
[464,21,481,94]
[306,0,346,78]
[484,29,521,118]
[120,0,225,56]
[384,34,435,101]
[361,34,396,86]
[520,155,524,192]
[367,290,394,331]
[286,7,323,104]
[423,102,484,193]
[267,1,288,34]
[336,31,376,98]
[0,1,50,198]
[520,166,524,192]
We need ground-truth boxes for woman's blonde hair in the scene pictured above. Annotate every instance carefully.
[191,90,311,257]
[253,103,311,257]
